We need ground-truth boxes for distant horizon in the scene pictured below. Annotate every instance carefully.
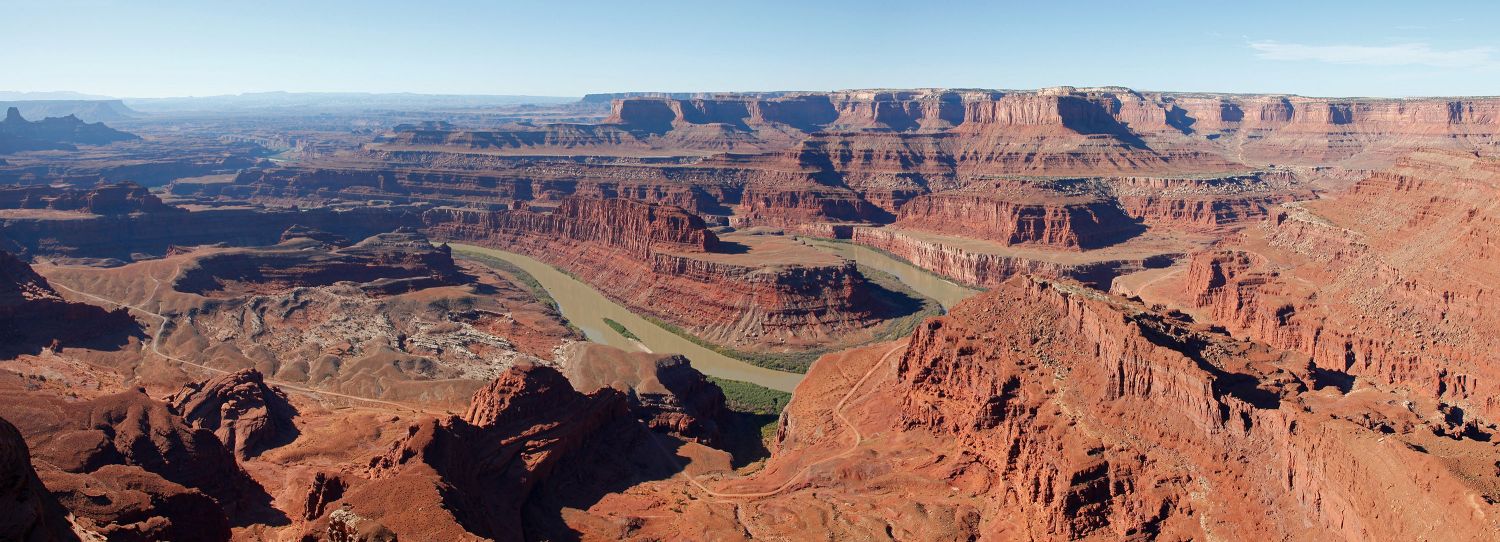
[6,85,1500,102]
[6,1,1499,99]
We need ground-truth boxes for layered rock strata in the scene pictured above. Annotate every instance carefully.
[894,189,1141,250]
[1184,149,1500,422]
[172,229,468,296]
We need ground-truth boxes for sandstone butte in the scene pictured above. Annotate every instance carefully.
[1,86,1500,541]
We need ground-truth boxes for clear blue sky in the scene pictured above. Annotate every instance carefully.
[6,0,1499,98]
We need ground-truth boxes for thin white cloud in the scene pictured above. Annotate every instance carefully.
[1249,41,1496,68]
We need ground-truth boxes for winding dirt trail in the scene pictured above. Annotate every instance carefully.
[669,341,907,500]
[49,271,441,415]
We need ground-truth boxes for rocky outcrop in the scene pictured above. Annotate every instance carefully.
[45,465,231,542]
[325,505,397,542]
[0,107,138,153]
[302,473,347,522]
[326,364,632,541]
[1108,171,1314,231]
[735,184,891,226]
[166,369,298,460]
[42,182,179,215]
[569,276,1500,540]
[0,375,272,540]
[425,196,719,256]
[564,343,726,444]
[0,416,77,542]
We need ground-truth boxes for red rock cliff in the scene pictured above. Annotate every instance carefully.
[890,277,1500,540]
[895,189,1141,249]
[1185,149,1500,422]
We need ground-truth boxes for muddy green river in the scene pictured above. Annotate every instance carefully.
[798,238,978,310]
[449,239,978,392]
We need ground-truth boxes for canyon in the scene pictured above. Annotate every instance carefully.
[2,85,1499,541]
[422,196,910,357]
[1161,149,1500,423]
[563,277,1500,541]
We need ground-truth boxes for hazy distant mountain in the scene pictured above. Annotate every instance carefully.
[122,91,578,113]
[0,91,115,101]
[0,100,141,123]
[0,107,139,153]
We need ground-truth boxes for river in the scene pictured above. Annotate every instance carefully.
[448,239,979,393]
[799,238,979,310]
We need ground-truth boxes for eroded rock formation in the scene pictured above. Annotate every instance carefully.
[849,226,1178,289]
[166,368,297,460]
[564,343,726,444]
[307,363,679,541]
[1183,149,1500,422]
[894,186,1142,250]
[0,373,272,540]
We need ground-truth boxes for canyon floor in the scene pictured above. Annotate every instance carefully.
[2,88,1500,541]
